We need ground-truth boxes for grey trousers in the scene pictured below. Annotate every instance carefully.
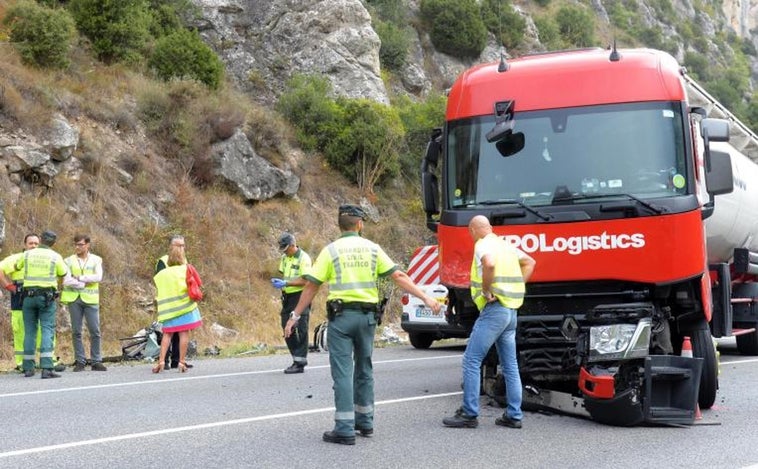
[69,297,103,364]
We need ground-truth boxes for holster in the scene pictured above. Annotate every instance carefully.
[326,299,343,321]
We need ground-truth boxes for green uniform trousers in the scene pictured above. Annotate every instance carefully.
[22,296,57,371]
[11,309,57,368]
[328,309,377,436]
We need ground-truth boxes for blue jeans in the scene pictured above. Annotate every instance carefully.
[462,302,523,421]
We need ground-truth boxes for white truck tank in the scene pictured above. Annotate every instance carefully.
[704,142,758,263]
[686,76,758,264]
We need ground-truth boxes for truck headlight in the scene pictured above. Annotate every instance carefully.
[588,318,651,362]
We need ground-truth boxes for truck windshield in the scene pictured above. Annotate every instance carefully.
[446,102,687,208]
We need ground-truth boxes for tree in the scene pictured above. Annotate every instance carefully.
[420,0,487,59]
[276,74,343,152]
[555,5,596,48]
[324,99,404,195]
[149,28,224,90]
[68,0,151,63]
[3,0,76,69]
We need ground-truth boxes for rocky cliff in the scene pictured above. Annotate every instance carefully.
[194,0,758,106]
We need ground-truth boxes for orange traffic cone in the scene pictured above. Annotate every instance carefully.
[680,336,702,420]
[681,336,693,358]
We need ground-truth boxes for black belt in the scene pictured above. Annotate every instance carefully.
[24,287,56,297]
[342,301,378,313]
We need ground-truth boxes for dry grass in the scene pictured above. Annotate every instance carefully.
[0,23,430,370]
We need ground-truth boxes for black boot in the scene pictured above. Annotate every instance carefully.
[41,369,61,379]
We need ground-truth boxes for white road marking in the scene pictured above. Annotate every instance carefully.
[0,391,463,458]
[0,354,463,399]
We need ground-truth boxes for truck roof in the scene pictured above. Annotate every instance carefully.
[446,48,685,120]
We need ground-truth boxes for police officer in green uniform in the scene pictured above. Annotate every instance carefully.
[285,204,442,445]
[271,232,312,374]
[16,230,68,379]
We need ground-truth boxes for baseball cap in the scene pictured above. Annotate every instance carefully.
[41,230,57,246]
[278,232,295,251]
[338,204,367,220]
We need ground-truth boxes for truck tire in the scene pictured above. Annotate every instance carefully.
[690,326,718,409]
[409,332,434,349]
[736,331,758,355]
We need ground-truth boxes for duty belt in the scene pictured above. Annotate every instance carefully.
[341,301,379,313]
[24,287,56,297]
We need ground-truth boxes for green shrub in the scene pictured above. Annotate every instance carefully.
[323,98,404,194]
[147,0,199,37]
[420,0,487,59]
[148,28,224,90]
[555,5,596,48]
[68,0,151,63]
[480,0,526,50]
[375,20,410,70]
[744,93,758,133]
[276,74,343,152]
[3,0,76,69]
[534,16,562,50]
[365,0,407,25]
[394,93,446,181]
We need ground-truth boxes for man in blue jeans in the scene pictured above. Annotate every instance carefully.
[443,215,535,429]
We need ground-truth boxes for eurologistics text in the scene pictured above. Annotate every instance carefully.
[503,232,645,255]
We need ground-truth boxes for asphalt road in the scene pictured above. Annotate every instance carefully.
[1,339,757,469]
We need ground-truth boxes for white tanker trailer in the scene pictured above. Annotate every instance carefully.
[688,76,758,354]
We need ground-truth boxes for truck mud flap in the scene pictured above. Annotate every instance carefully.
[583,355,703,426]
[643,355,703,425]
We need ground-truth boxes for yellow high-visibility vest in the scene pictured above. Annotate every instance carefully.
[470,234,525,310]
[0,252,24,282]
[60,254,101,304]
[307,233,397,304]
[17,247,66,288]
[154,264,197,322]
[279,248,312,294]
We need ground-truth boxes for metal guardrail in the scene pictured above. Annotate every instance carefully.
[683,74,758,163]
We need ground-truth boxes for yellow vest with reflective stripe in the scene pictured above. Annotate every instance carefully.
[154,264,197,322]
[0,252,24,282]
[470,235,525,310]
[61,254,101,304]
[21,248,64,288]
[280,249,312,294]
[325,237,381,303]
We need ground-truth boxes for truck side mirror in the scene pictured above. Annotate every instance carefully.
[705,149,733,196]
[701,118,729,142]
[421,129,442,231]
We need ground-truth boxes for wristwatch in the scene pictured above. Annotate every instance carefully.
[289,311,301,321]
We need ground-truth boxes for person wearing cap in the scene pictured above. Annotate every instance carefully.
[14,230,69,379]
[155,234,193,370]
[284,204,443,445]
[61,234,106,372]
[271,232,313,374]
[0,233,65,373]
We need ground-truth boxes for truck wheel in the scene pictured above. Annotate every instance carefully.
[736,331,758,355]
[690,327,718,409]
[409,333,434,349]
